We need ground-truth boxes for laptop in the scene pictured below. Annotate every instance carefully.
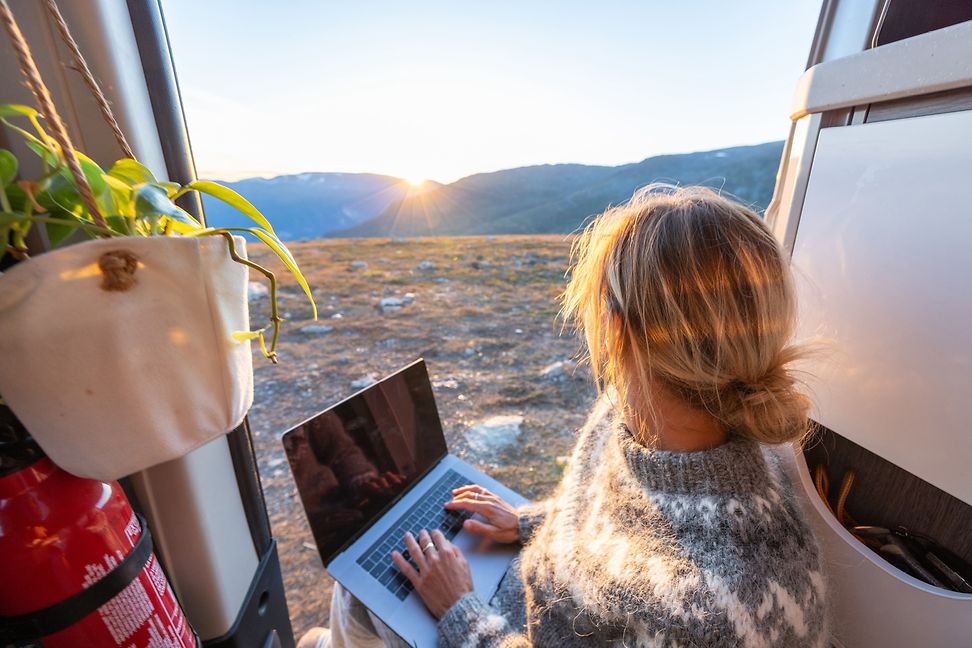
[282,359,527,647]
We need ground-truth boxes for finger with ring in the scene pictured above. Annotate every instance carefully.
[418,529,437,558]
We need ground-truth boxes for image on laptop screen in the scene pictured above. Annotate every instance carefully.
[282,360,448,564]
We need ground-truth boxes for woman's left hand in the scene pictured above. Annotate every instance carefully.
[391,528,473,618]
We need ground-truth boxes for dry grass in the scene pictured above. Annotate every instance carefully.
[245,235,596,635]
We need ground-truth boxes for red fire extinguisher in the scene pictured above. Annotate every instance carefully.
[0,407,198,647]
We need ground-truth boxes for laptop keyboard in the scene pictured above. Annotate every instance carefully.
[356,469,473,600]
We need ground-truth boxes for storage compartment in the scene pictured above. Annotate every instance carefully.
[771,436,972,648]
[804,424,972,592]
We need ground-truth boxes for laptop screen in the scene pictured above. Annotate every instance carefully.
[282,360,448,564]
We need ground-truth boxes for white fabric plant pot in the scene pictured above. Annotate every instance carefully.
[0,235,254,480]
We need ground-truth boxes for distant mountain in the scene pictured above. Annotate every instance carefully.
[202,142,783,240]
[200,172,411,240]
[338,142,783,237]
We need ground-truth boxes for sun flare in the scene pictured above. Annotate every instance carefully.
[405,177,426,188]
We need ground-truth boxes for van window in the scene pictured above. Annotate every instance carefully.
[874,0,972,46]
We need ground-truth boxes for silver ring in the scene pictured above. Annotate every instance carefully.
[422,542,435,553]
[474,491,480,500]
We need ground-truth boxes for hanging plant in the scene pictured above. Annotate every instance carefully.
[0,103,317,363]
[0,0,324,480]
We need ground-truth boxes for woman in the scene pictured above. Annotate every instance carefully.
[302,184,828,648]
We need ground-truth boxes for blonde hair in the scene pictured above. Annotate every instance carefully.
[561,184,810,445]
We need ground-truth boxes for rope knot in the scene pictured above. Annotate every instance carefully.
[98,249,139,291]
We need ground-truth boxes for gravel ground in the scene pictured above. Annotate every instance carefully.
[243,235,597,636]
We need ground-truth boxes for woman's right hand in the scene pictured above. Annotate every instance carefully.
[444,485,519,544]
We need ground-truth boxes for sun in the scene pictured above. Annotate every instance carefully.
[405,177,426,188]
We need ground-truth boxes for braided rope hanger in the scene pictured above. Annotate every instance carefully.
[42,0,135,160]
[0,0,141,230]
[0,0,106,228]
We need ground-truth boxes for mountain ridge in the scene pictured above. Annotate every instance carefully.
[339,141,783,237]
[202,142,783,240]
[200,172,411,240]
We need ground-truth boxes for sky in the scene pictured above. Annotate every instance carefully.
[163,0,821,184]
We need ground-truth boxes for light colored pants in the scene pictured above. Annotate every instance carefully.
[329,583,411,648]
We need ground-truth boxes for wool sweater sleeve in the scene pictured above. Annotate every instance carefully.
[438,593,527,648]
[515,501,548,544]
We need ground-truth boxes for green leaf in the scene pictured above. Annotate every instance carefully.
[234,227,316,319]
[0,225,9,263]
[0,211,23,227]
[0,106,53,151]
[103,174,134,217]
[45,211,80,246]
[0,149,17,185]
[0,104,38,118]
[133,184,200,227]
[24,139,59,167]
[19,140,109,215]
[105,215,132,236]
[3,182,26,212]
[231,329,264,343]
[179,181,276,235]
[4,122,57,170]
[38,174,83,216]
[232,328,272,358]
[108,159,157,187]
[167,219,208,235]
[159,181,180,197]
[74,152,109,205]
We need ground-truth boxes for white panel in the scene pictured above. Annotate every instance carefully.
[792,109,972,505]
[130,437,259,639]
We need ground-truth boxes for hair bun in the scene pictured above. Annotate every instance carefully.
[720,348,810,444]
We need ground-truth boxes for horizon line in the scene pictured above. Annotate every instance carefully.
[197,138,784,185]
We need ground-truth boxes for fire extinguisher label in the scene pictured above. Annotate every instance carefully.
[96,567,153,643]
[125,513,142,544]
[76,550,193,647]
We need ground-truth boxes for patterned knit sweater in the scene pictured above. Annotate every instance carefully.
[438,398,828,648]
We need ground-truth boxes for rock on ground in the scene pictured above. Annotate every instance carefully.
[464,415,524,458]
[300,325,334,335]
[540,361,568,381]
[248,282,269,300]
[351,374,378,389]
